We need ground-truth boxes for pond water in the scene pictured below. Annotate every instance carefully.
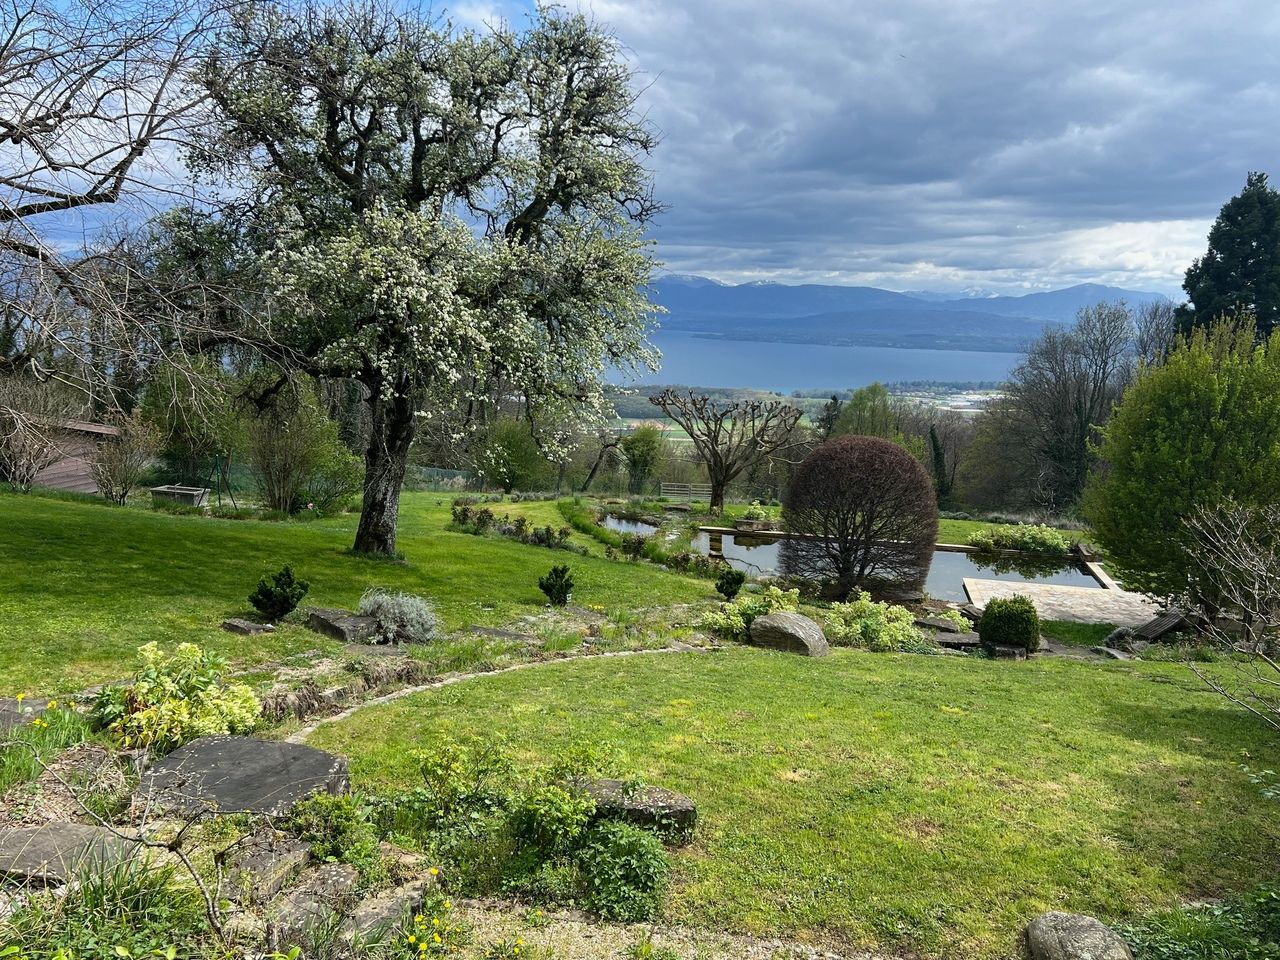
[691,530,1101,602]
[601,515,661,536]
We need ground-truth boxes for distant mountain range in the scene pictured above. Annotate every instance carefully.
[651,276,1174,352]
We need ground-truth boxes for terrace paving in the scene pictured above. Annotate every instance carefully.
[963,578,1161,627]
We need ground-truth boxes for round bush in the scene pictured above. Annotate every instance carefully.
[977,595,1041,652]
[782,435,938,599]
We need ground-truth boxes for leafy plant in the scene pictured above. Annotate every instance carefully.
[357,588,440,644]
[826,592,931,652]
[574,820,670,921]
[715,567,746,600]
[290,792,389,888]
[91,642,260,751]
[977,595,1041,652]
[0,700,90,796]
[397,890,471,957]
[510,783,596,858]
[619,533,648,560]
[967,524,1071,555]
[741,500,768,522]
[249,564,309,622]
[539,565,574,606]
[1119,883,1280,960]
[698,585,800,641]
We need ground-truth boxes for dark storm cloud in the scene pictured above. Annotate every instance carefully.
[567,0,1280,293]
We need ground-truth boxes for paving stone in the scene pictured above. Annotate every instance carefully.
[915,615,962,633]
[1091,646,1134,661]
[936,631,982,651]
[307,607,378,644]
[220,828,313,904]
[340,877,434,942]
[986,644,1028,661]
[964,578,1159,627]
[0,823,138,884]
[134,736,349,816]
[222,618,275,636]
[576,778,698,844]
[270,862,359,947]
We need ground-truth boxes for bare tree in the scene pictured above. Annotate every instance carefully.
[91,407,158,504]
[0,0,229,405]
[649,389,802,513]
[0,375,81,488]
[781,435,939,599]
[1182,501,1280,732]
[1134,300,1180,366]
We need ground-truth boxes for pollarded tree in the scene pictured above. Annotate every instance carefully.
[649,390,802,513]
[1083,320,1280,604]
[781,435,938,599]
[1182,172,1280,339]
[193,3,660,554]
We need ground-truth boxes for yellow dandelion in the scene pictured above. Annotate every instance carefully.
[414,914,423,923]
[443,900,452,909]
[46,700,57,710]
[433,934,441,943]
[429,866,440,876]
[15,693,24,703]
[408,935,417,945]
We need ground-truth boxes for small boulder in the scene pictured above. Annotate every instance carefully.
[222,618,275,636]
[986,643,1027,661]
[575,778,697,845]
[1026,912,1132,960]
[307,607,378,644]
[749,612,829,657]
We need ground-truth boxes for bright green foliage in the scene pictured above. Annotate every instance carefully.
[0,702,90,796]
[510,783,597,857]
[1084,323,1280,601]
[91,643,260,751]
[1183,172,1280,338]
[698,585,800,640]
[977,596,1041,652]
[935,609,972,632]
[715,567,746,600]
[967,524,1071,554]
[539,565,574,606]
[249,564,309,621]
[826,591,930,652]
[289,792,389,888]
[399,894,471,958]
[619,426,666,495]
[1120,883,1280,960]
[575,821,670,922]
[477,419,554,494]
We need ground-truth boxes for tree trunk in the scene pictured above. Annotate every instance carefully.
[353,387,417,555]
[709,475,727,515]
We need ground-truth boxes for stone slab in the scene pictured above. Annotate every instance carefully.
[223,618,275,636]
[307,607,378,644]
[270,862,359,947]
[915,615,962,633]
[340,878,433,942]
[0,823,138,883]
[134,736,349,816]
[221,829,313,904]
[963,578,1160,627]
[577,778,697,844]
[987,644,1028,661]
[343,642,409,659]
[936,631,982,651]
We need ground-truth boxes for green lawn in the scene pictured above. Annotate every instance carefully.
[0,492,708,693]
[309,647,1280,959]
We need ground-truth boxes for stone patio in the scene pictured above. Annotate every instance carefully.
[963,578,1160,627]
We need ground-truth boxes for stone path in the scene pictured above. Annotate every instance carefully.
[963,578,1160,627]
[134,736,350,816]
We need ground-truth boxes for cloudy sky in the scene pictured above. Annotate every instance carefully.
[461,0,1280,296]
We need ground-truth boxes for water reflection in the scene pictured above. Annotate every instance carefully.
[601,514,660,536]
[691,529,1101,602]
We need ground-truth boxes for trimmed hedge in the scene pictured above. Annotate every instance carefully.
[977,595,1041,652]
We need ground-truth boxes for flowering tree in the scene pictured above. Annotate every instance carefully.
[193,3,659,554]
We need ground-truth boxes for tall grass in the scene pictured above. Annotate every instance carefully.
[0,704,91,796]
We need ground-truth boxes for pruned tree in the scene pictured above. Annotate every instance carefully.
[192,2,661,555]
[91,407,159,504]
[780,435,938,599]
[649,389,802,513]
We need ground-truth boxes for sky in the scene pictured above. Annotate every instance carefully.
[457,0,1280,296]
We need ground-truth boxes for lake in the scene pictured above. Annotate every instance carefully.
[618,331,1020,393]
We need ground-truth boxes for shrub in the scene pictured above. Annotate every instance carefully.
[977,595,1041,652]
[967,523,1070,554]
[290,792,388,888]
[91,408,159,505]
[619,532,648,559]
[715,567,747,600]
[574,820,670,921]
[826,592,929,652]
[935,609,972,631]
[781,435,938,599]
[510,782,597,857]
[539,565,574,606]
[357,588,440,644]
[249,563,309,621]
[699,585,800,641]
[91,642,260,751]
[741,500,768,521]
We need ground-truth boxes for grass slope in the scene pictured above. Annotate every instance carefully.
[310,647,1280,959]
[0,492,708,693]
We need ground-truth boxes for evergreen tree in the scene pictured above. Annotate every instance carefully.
[1182,172,1280,338]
